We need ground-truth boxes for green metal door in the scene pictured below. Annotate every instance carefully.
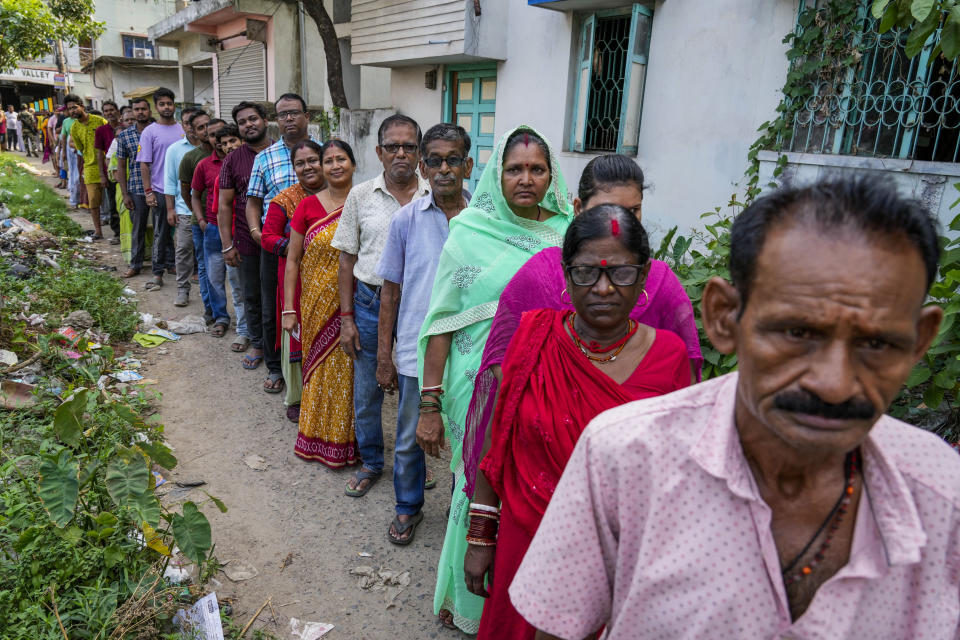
[445,65,497,192]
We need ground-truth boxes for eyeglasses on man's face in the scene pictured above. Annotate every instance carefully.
[277,110,305,121]
[423,155,465,169]
[381,143,419,155]
[566,264,644,287]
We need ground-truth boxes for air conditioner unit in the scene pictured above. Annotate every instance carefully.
[134,48,153,59]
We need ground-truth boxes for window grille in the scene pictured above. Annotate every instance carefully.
[570,4,652,156]
[785,1,960,163]
[122,35,156,60]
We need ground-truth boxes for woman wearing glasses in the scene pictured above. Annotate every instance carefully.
[465,204,690,639]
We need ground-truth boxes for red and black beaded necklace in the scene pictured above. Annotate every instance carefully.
[782,449,859,586]
[565,311,639,363]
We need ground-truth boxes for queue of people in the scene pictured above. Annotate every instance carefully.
[16,88,960,638]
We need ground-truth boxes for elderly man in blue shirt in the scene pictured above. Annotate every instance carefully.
[375,123,474,545]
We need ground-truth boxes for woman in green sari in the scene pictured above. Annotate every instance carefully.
[416,125,574,632]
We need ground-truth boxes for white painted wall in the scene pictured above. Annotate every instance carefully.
[360,66,392,109]
[389,66,443,131]
[380,0,796,239]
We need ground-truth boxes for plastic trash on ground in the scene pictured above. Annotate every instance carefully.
[173,592,224,640]
[166,315,207,335]
[289,618,335,640]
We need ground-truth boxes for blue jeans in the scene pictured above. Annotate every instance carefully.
[353,281,384,473]
[202,224,230,324]
[227,264,248,338]
[191,224,212,314]
[395,374,425,515]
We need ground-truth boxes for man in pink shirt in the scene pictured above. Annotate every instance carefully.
[512,177,959,638]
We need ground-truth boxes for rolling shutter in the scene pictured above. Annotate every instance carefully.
[217,43,266,119]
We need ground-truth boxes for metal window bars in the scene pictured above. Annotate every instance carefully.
[585,14,631,153]
[784,0,960,163]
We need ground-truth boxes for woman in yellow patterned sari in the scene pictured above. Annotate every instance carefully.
[282,140,359,467]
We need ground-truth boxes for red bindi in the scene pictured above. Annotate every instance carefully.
[523,132,530,145]
[611,219,620,236]
[600,259,607,266]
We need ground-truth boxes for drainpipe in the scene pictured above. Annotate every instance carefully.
[298,1,308,101]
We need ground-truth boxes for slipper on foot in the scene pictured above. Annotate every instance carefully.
[241,353,263,370]
[388,512,424,546]
[344,468,381,497]
[231,336,251,352]
[210,322,228,338]
[263,373,284,394]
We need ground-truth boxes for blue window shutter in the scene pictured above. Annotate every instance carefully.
[570,14,595,153]
[617,4,653,155]
[123,36,134,58]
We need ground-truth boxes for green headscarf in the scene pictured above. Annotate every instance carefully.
[418,124,574,347]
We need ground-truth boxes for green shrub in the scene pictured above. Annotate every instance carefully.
[0,154,82,238]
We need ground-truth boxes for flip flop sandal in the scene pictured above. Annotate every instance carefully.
[438,610,457,630]
[425,469,437,490]
[144,277,163,291]
[263,373,285,394]
[231,336,251,352]
[241,353,263,370]
[344,468,381,497]
[388,512,424,546]
[210,322,228,338]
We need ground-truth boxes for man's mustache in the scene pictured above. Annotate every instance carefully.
[774,389,875,420]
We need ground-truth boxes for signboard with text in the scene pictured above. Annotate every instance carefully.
[0,67,73,87]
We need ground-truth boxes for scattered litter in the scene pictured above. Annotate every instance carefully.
[64,309,95,329]
[172,592,224,640]
[138,378,159,385]
[166,315,207,335]
[110,370,143,383]
[175,480,206,488]
[87,342,102,350]
[289,618,335,640]
[0,350,18,366]
[0,381,36,409]
[78,236,93,243]
[223,560,259,582]
[350,565,411,601]
[23,313,45,326]
[280,552,293,573]
[64,350,83,360]
[242,454,268,471]
[358,551,373,558]
[55,326,83,347]
[37,255,60,270]
[10,263,31,278]
[123,287,137,296]
[117,356,142,369]
[133,329,179,348]
[152,471,166,487]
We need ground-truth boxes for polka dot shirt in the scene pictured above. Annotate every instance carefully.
[509,373,960,639]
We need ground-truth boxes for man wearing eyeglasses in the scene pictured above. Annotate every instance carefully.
[245,93,322,398]
[332,114,431,500]
[373,123,473,545]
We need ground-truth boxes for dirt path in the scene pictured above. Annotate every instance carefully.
[20,153,461,639]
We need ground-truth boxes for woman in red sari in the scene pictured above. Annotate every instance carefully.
[465,204,690,639]
[281,140,359,467]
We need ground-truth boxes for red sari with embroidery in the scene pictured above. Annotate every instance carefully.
[477,308,690,639]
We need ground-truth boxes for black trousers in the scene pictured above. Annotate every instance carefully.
[237,251,264,352]
[103,181,120,237]
[259,249,282,375]
[129,194,151,271]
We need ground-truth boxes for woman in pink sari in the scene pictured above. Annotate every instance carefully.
[463,154,702,498]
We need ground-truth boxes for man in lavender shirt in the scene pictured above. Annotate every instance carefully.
[375,123,472,546]
[136,87,184,290]
[513,178,959,639]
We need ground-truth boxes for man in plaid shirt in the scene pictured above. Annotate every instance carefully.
[117,97,154,277]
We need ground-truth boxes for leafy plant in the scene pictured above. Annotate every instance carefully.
[872,0,960,60]
[0,153,83,237]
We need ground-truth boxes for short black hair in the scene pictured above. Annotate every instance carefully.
[130,97,150,109]
[232,100,267,124]
[562,204,650,265]
[153,87,175,103]
[120,106,132,114]
[321,139,356,166]
[288,139,324,165]
[216,124,240,141]
[207,118,227,129]
[504,128,551,177]
[180,106,200,124]
[421,123,471,156]
[275,93,307,113]
[378,114,422,146]
[578,154,645,205]
[63,94,82,107]
[102,100,118,111]
[730,176,941,308]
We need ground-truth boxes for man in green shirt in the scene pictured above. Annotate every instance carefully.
[65,94,107,239]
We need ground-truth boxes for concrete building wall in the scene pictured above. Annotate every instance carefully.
[94,0,179,58]
[389,66,442,131]
[360,66,392,109]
